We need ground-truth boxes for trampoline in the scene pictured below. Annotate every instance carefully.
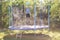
[8,0,50,30]
[7,0,51,40]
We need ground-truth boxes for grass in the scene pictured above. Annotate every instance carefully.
[0,27,60,40]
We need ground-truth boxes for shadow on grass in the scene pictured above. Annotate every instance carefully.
[50,23,60,32]
[3,33,51,40]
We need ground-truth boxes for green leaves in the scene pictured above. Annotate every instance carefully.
[50,0,60,22]
[1,0,60,28]
[1,2,9,28]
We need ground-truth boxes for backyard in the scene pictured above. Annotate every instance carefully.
[0,0,60,40]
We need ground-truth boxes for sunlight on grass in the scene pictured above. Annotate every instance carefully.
[11,30,60,40]
[42,30,60,40]
[0,32,7,40]
[0,29,60,40]
[13,30,20,34]
[10,30,60,40]
[24,30,34,33]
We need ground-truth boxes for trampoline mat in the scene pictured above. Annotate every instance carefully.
[9,25,49,30]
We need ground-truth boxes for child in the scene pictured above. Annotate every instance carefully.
[26,8,30,18]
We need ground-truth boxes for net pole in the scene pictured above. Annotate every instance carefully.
[34,0,36,36]
[11,1,14,27]
[47,1,51,31]
[10,1,13,27]
[8,0,10,27]
[8,0,13,27]
[48,5,50,31]
[8,6,10,27]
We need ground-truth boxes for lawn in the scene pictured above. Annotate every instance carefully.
[0,28,60,40]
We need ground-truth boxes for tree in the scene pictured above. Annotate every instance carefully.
[1,0,60,28]
[50,0,60,22]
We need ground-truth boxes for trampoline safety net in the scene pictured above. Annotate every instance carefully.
[9,0,50,30]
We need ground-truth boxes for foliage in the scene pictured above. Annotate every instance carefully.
[50,0,60,22]
[1,0,60,28]
[0,3,2,27]
[2,2,9,28]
